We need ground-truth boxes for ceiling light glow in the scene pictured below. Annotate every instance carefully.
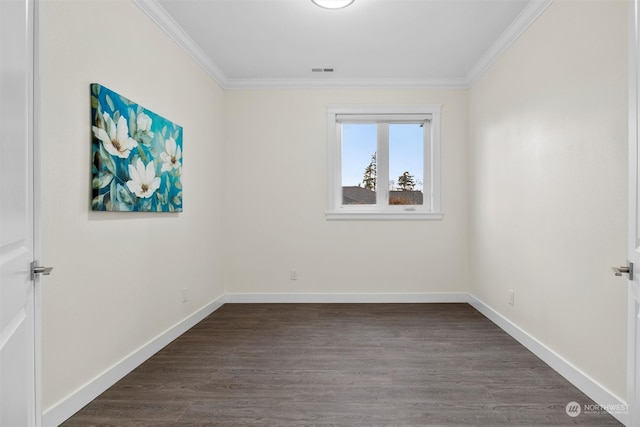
[311,0,355,10]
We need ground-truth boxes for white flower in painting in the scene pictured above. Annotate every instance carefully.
[160,137,182,172]
[136,112,154,138]
[92,113,137,158]
[126,158,160,198]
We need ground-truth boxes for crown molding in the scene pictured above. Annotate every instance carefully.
[135,0,554,91]
[223,77,468,90]
[132,0,229,88]
[464,0,554,87]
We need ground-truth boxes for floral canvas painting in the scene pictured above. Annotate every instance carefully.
[91,83,183,212]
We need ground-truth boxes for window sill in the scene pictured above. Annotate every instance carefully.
[326,211,444,221]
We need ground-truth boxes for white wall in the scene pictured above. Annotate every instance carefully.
[469,0,628,399]
[39,0,225,411]
[223,89,469,296]
[37,0,631,421]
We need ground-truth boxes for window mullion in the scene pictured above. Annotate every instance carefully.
[377,123,389,207]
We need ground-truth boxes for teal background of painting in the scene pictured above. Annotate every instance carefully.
[91,83,183,212]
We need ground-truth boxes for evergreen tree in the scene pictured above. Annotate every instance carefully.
[362,152,377,191]
[397,171,416,191]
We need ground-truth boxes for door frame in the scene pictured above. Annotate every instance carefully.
[32,0,42,425]
[630,1,640,426]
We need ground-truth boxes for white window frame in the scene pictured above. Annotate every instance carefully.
[326,104,443,220]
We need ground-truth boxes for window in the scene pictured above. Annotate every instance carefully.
[326,105,443,220]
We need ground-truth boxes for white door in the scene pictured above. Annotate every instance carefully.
[0,0,37,426]
[629,1,640,426]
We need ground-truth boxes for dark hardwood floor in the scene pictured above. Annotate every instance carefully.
[61,303,623,426]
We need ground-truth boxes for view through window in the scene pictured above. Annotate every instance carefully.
[327,105,442,220]
[341,123,425,206]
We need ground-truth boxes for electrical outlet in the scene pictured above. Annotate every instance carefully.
[290,269,297,281]
[509,290,515,306]
[182,288,189,303]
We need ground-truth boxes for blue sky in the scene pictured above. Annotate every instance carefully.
[342,123,424,191]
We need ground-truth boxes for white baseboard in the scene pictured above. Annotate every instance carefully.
[42,295,226,427]
[468,295,628,426]
[224,292,471,304]
[43,292,627,426]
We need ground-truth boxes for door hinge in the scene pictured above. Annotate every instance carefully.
[613,261,634,280]
[31,261,53,280]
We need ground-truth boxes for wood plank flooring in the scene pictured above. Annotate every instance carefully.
[61,303,623,426]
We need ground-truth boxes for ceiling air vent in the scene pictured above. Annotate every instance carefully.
[311,67,335,73]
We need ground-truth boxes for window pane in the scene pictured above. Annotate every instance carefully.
[342,124,377,205]
[388,123,423,206]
